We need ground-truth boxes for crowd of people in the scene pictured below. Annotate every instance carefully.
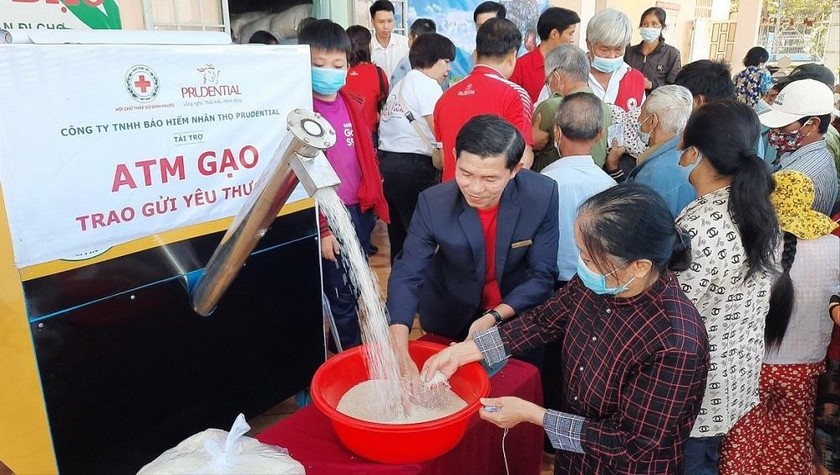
[282,1,840,473]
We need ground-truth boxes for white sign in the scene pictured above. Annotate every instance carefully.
[0,43,313,267]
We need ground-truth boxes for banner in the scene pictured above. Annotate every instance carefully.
[0,43,313,267]
[2,0,122,30]
[407,0,549,79]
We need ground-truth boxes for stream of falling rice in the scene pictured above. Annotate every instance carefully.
[314,188,404,418]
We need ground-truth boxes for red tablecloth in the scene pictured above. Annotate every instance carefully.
[257,335,544,475]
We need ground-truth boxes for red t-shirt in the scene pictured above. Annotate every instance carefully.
[434,65,534,182]
[509,48,545,104]
[343,62,389,133]
[478,206,502,310]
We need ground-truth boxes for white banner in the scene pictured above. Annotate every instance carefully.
[0,43,313,267]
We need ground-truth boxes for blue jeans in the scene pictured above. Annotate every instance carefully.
[322,204,376,351]
[682,435,723,475]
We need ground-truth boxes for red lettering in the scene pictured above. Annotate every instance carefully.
[240,145,258,169]
[134,159,156,187]
[112,164,137,192]
[160,155,185,183]
[197,151,216,176]
[91,213,106,228]
[218,148,239,174]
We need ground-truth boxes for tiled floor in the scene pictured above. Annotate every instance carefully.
[248,220,554,474]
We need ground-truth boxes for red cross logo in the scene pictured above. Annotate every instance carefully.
[134,75,151,93]
[125,65,160,103]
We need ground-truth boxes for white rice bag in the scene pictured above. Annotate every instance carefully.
[137,414,304,474]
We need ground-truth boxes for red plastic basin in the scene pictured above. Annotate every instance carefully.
[310,340,490,464]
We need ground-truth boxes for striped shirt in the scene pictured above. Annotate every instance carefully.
[434,64,534,181]
[777,139,838,215]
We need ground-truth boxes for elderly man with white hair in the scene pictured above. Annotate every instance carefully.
[531,44,613,171]
[585,9,646,113]
[607,85,696,216]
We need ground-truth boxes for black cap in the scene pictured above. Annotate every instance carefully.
[777,63,836,89]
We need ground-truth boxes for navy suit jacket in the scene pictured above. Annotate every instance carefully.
[387,169,559,339]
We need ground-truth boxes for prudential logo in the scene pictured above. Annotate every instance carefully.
[125,65,160,103]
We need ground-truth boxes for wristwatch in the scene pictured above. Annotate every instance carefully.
[485,309,503,325]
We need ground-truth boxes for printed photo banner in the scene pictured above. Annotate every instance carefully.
[3,0,122,31]
[0,43,313,267]
[407,0,549,80]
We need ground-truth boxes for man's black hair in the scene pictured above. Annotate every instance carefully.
[537,7,580,41]
[473,2,506,23]
[476,17,521,59]
[674,60,735,102]
[298,19,352,58]
[455,115,524,170]
[409,18,436,38]
[248,30,279,45]
[370,0,395,18]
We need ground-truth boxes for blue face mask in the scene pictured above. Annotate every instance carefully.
[311,67,347,96]
[591,54,624,73]
[678,147,702,180]
[639,27,662,43]
[636,114,653,145]
[576,254,636,295]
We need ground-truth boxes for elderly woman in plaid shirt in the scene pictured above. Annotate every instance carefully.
[423,183,709,474]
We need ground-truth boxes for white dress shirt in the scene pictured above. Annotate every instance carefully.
[370,32,409,79]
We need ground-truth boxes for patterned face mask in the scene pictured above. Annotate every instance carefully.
[767,122,810,154]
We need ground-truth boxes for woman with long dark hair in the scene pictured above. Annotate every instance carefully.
[674,100,781,474]
[422,183,709,474]
[719,171,840,474]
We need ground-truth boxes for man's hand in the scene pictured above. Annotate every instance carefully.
[321,234,341,261]
[468,313,496,339]
[644,78,653,90]
[531,112,550,151]
[605,138,626,172]
[521,145,534,169]
[479,396,547,429]
[389,324,420,381]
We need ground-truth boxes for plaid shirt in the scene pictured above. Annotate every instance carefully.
[475,272,709,474]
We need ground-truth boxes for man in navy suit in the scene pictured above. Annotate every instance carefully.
[387,114,559,376]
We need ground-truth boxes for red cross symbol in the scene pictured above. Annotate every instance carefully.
[134,75,152,93]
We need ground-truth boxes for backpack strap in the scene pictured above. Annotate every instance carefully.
[376,65,387,111]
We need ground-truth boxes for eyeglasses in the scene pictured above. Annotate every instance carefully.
[545,69,558,87]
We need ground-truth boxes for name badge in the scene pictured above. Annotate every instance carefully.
[511,239,533,249]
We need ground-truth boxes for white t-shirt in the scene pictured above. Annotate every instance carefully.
[378,69,442,155]
[370,33,409,78]
[764,234,840,365]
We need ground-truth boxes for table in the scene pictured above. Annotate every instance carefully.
[257,335,544,475]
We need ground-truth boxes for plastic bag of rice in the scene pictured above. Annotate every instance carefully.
[137,414,304,474]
